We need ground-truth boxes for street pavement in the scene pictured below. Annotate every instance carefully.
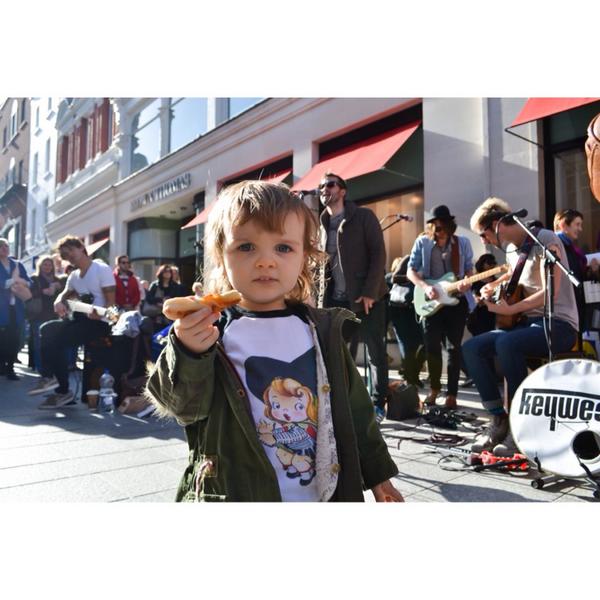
[1,352,598,502]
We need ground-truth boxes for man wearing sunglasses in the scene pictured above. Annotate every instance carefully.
[317,172,389,423]
[462,197,579,455]
[114,255,141,311]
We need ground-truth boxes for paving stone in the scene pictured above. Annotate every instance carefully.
[0,473,127,502]
[99,462,184,497]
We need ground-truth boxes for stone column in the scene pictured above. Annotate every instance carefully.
[112,99,133,179]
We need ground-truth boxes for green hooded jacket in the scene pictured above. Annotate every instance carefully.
[145,304,398,501]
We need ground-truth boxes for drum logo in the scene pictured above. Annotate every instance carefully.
[518,388,600,431]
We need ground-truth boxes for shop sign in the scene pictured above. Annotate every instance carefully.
[131,172,192,211]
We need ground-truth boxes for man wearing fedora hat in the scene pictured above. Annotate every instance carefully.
[407,204,474,408]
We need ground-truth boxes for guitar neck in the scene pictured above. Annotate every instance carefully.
[446,265,507,293]
[67,300,107,317]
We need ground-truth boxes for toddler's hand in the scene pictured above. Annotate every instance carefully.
[173,306,220,354]
[371,480,404,502]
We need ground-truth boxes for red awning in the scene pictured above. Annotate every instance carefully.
[181,205,213,229]
[510,98,600,128]
[86,237,109,255]
[181,170,292,230]
[292,120,421,191]
[263,169,292,184]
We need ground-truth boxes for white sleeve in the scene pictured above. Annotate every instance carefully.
[65,272,76,291]
[99,264,117,288]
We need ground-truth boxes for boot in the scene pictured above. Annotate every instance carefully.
[472,413,509,453]
[444,395,457,409]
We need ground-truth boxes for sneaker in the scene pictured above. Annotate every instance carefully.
[493,430,519,457]
[54,391,75,407]
[460,378,474,388]
[374,406,386,424]
[38,395,59,410]
[38,391,75,410]
[28,377,59,396]
[472,413,509,453]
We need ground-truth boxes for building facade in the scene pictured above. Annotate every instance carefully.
[0,98,31,258]
[41,97,600,289]
[22,97,59,269]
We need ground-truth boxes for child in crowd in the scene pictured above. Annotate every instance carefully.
[145,181,403,502]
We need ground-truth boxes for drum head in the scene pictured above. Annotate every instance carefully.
[510,359,600,478]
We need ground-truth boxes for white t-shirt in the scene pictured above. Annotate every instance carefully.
[222,306,319,502]
[66,260,115,307]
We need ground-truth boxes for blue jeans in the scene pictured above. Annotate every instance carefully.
[461,317,577,414]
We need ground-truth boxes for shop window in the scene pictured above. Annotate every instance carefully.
[31,208,37,242]
[169,98,207,153]
[228,98,262,119]
[131,99,161,174]
[9,157,16,187]
[554,147,600,253]
[45,138,51,173]
[129,228,176,260]
[10,100,18,138]
[32,153,39,185]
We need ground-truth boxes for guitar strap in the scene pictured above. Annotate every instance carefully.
[451,236,460,277]
[505,227,540,296]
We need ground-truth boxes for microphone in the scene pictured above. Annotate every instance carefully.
[501,208,528,222]
[390,214,414,222]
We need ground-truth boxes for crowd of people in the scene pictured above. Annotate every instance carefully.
[0,234,188,409]
[1,172,599,502]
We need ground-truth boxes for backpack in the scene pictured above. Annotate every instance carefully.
[585,113,600,203]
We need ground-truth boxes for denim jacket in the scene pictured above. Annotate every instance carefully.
[0,258,31,327]
[408,234,474,280]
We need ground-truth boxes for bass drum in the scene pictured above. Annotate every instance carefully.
[510,359,600,478]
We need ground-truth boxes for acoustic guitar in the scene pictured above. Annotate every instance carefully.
[413,264,508,320]
[493,283,525,330]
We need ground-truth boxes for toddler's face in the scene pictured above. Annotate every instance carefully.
[223,211,306,311]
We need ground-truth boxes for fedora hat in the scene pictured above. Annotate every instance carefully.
[426,204,455,223]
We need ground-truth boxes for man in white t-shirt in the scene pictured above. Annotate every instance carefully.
[29,235,117,409]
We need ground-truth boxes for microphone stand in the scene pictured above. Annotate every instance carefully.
[380,215,410,232]
[511,216,581,362]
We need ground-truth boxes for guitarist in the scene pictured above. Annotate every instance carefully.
[407,205,474,409]
[462,198,579,455]
[29,235,117,409]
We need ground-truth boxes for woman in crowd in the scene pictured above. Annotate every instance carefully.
[386,255,426,388]
[28,255,64,373]
[0,238,31,380]
[553,209,596,330]
[143,264,185,330]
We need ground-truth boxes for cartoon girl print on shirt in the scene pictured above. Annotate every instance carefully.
[258,377,317,486]
[245,348,318,487]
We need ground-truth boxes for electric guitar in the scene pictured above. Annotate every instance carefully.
[66,299,121,324]
[413,264,508,319]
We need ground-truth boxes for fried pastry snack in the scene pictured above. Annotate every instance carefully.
[162,290,242,320]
